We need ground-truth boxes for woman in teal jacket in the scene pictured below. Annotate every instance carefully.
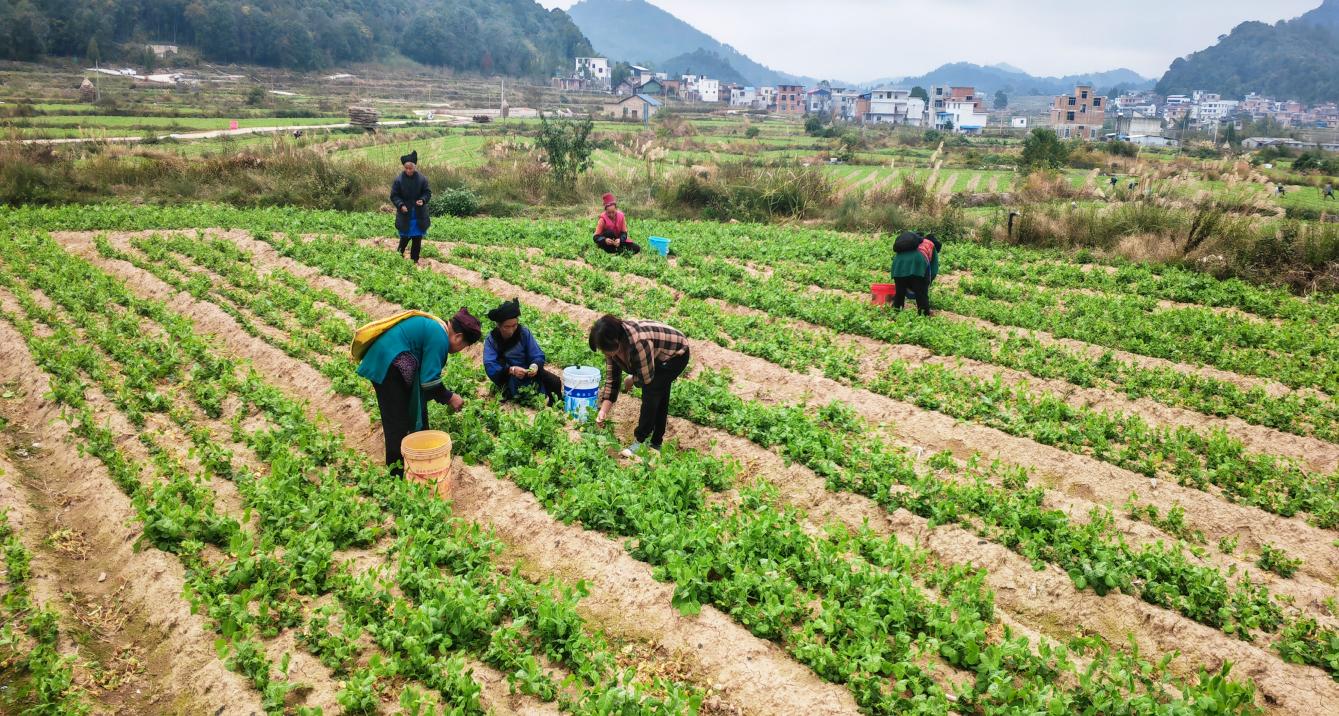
[357,309,482,475]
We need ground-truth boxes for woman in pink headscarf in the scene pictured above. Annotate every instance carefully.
[592,193,641,254]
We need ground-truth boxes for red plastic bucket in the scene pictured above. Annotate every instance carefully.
[870,283,897,306]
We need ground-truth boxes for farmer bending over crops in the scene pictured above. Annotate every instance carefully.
[593,193,641,254]
[891,230,937,316]
[391,150,432,264]
[591,315,690,459]
[483,298,562,406]
[357,309,481,476]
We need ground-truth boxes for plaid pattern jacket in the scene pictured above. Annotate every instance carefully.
[600,320,689,403]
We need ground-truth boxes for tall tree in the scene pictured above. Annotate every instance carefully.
[994,90,1008,109]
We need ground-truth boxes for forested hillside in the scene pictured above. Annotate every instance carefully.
[1156,1,1339,103]
[0,0,593,76]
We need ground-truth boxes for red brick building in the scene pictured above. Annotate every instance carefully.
[774,84,805,115]
[1049,84,1106,140]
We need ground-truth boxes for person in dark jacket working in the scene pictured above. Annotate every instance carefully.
[593,193,640,254]
[483,298,562,405]
[391,151,432,263]
[591,315,690,459]
[357,309,481,476]
[891,231,937,316]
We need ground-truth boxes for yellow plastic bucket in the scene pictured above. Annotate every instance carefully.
[401,430,454,499]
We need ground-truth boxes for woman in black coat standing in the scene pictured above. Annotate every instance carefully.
[391,150,432,264]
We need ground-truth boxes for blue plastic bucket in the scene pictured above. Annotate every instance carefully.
[648,236,671,257]
[562,366,602,423]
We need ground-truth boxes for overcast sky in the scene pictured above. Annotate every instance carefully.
[538,0,1321,80]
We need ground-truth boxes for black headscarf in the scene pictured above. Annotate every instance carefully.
[400,150,418,166]
[487,298,521,324]
[488,299,524,352]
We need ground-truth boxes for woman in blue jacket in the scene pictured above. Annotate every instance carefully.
[483,299,562,405]
[357,308,482,475]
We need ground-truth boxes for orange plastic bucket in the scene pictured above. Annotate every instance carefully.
[401,430,454,499]
[870,283,897,306]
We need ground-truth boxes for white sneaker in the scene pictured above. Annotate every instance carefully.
[620,442,643,459]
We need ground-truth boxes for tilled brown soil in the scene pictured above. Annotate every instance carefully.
[64,232,861,716]
[0,321,266,716]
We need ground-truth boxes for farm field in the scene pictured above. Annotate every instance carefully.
[1,203,1337,715]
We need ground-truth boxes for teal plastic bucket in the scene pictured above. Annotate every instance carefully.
[649,236,671,257]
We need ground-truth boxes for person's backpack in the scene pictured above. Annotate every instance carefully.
[893,231,923,253]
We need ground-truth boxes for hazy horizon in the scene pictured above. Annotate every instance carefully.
[540,0,1321,82]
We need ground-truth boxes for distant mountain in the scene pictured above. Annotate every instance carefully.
[1156,0,1339,104]
[990,62,1029,75]
[566,0,814,86]
[659,49,751,86]
[878,62,1152,96]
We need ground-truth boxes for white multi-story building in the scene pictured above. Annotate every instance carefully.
[730,86,758,107]
[1192,98,1240,124]
[937,99,988,132]
[757,86,777,109]
[698,77,720,103]
[575,57,611,90]
[864,88,925,126]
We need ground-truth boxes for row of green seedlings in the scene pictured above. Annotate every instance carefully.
[207,227,1279,712]
[163,228,1339,679]
[617,216,1339,328]
[388,238,1339,676]
[705,240,1339,385]
[0,510,89,715]
[927,275,1337,397]
[430,221,1339,444]
[0,231,702,714]
[431,241,1339,530]
[941,243,1339,326]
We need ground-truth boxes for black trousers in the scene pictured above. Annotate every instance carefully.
[634,349,690,449]
[893,275,931,316]
[372,367,428,477]
[397,235,423,262]
[489,367,563,406]
[594,234,641,254]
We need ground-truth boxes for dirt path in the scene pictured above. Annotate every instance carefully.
[0,321,266,716]
[63,232,862,716]
[17,117,469,146]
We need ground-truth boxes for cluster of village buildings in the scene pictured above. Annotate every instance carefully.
[559,57,1339,151]
[566,58,995,130]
